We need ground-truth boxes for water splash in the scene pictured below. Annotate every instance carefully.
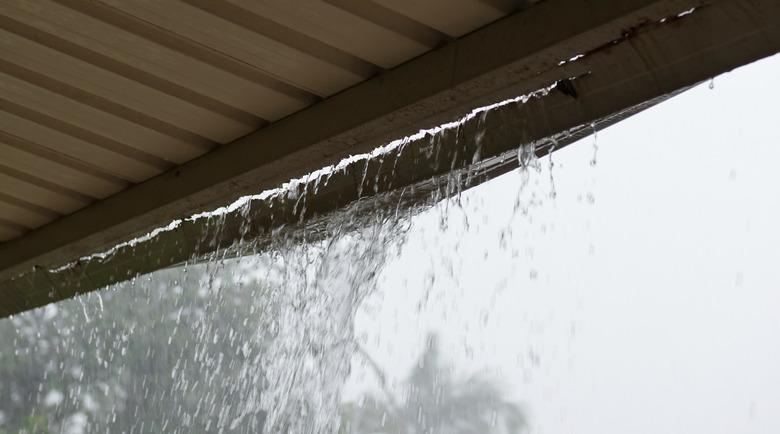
[547,138,558,199]
[255,211,407,433]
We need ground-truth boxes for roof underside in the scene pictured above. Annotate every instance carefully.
[0,0,521,242]
[0,0,778,317]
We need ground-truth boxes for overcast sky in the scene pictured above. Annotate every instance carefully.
[343,53,780,433]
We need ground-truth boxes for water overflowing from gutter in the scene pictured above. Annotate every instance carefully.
[1,163,547,433]
[4,14,780,434]
[0,76,568,433]
[0,44,705,431]
[2,205,411,433]
[5,55,780,432]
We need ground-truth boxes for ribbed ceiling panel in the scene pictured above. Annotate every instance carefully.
[0,0,516,241]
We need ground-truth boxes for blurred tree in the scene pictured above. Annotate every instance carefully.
[340,334,527,434]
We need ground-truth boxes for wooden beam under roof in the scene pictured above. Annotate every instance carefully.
[0,0,779,317]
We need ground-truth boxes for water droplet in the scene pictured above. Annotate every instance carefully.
[589,123,599,167]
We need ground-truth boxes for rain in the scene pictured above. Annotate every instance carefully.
[2,52,780,434]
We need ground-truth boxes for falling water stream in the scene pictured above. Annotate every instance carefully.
[1,203,413,433]
[0,83,548,432]
[4,54,780,434]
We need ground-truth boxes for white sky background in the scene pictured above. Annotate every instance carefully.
[344,53,780,433]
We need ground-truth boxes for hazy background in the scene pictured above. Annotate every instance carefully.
[345,53,780,433]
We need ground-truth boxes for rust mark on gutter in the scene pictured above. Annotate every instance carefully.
[553,2,710,98]
[571,2,708,64]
